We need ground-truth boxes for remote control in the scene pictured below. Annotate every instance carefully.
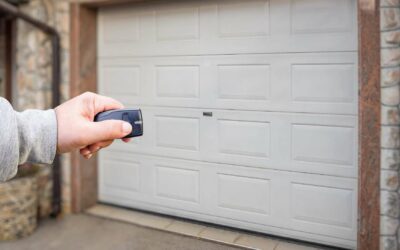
[94,108,143,138]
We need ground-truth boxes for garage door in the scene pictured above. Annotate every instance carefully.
[97,0,358,248]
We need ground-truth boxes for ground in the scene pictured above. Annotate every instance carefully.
[0,214,244,250]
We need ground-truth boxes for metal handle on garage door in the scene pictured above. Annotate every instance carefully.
[203,112,213,117]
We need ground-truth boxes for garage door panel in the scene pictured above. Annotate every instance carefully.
[289,181,357,240]
[99,52,357,114]
[217,174,271,215]
[291,183,353,228]
[291,64,356,103]
[207,110,357,177]
[107,108,203,160]
[99,153,357,243]
[101,159,141,192]
[156,6,200,41]
[155,165,200,204]
[99,0,356,57]
[101,7,140,43]
[99,154,147,202]
[151,158,210,211]
[290,0,354,34]
[292,124,355,166]
[99,153,204,210]
[217,0,270,37]
[217,119,271,158]
[155,116,200,151]
[100,66,141,96]
[217,64,271,100]
[105,107,356,177]
[156,65,200,98]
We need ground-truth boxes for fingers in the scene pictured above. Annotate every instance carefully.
[80,137,132,159]
[80,147,91,156]
[84,120,132,145]
[80,147,92,159]
[90,93,124,114]
[80,92,124,119]
[80,140,114,158]
[122,138,132,143]
[89,140,114,153]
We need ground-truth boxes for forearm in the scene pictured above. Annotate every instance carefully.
[0,98,57,181]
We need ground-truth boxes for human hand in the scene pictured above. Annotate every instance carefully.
[55,92,132,158]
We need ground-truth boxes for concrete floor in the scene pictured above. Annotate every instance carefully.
[0,214,245,250]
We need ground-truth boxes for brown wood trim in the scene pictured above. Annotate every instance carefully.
[70,1,383,248]
[70,3,98,212]
[357,0,381,249]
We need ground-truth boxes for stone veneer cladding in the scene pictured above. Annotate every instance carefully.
[381,0,400,249]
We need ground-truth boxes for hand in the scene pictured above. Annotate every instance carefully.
[55,92,132,158]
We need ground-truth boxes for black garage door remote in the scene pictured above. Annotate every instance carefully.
[94,109,143,138]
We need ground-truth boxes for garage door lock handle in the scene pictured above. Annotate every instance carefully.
[203,112,213,117]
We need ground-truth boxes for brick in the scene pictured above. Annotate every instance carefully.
[381,216,400,235]
[382,106,400,125]
[382,126,400,148]
[381,170,399,191]
[383,30,400,45]
[380,236,398,250]
[382,68,400,87]
[381,84,400,106]
[381,149,400,170]
[381,8,400,30]
[381,0,400,7]
[381,190,400,217]
[382,47,400,67]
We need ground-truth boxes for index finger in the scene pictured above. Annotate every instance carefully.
[93,94,124,114]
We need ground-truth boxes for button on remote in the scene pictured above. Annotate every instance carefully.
[94,109,143,138]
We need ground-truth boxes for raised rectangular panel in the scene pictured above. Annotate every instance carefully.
[291,64,355,103]
[292,124,354,165]
[218,120,270,158]
[156,7,199,40]
[103,161,140,191]
[218,0,269,37]
[291,0,353,34]
[102,11,139,43]
[156,66,199,98]
[155,116,199,151]
[291,183,353,228]
[156,165,199,203]
[218,174,270,214]
[102,66,140,95]
[218,64,270,100]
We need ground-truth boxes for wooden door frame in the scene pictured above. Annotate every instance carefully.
[70,1,381,249]
[2,17,15,102]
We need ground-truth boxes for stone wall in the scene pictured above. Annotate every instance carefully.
[15,0,71,214]
[0,174,38,240]
[380,0,400,249]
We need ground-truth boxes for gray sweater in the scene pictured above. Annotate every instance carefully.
[0,97,57,182]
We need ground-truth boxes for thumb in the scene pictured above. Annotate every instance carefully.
[86,120,132,144]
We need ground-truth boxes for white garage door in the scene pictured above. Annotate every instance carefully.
[97,0,358,248]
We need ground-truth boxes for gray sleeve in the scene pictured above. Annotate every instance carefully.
[0,97,57,182]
